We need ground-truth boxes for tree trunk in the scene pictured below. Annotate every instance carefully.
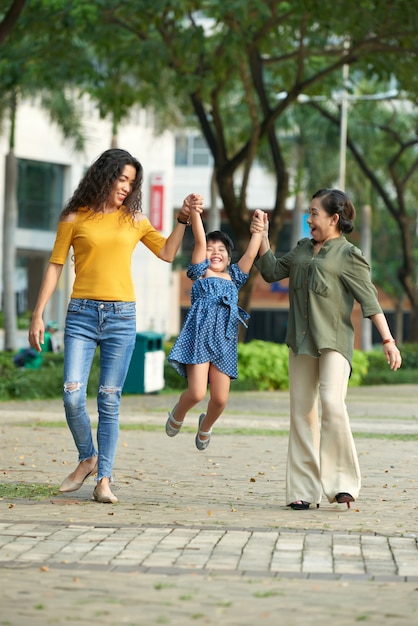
[407,305,418,343]
[291,192,304,249]
[395,295,404,344]
[361,204,373,351]
[3,149,18,350]
[0,0,26,46]
[207,169,220,233]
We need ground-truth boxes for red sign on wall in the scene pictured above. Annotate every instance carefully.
[149,173,165,231]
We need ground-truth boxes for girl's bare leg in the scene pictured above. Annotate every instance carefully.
[198,365,230,441]
[168,363,210,431]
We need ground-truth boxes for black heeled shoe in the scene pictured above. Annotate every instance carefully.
[289,501,319,510]
[336,492,354,508]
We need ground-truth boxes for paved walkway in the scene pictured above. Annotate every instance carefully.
[1,385,418,625]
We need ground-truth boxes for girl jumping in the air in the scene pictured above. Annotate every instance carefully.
[166,206,264,450]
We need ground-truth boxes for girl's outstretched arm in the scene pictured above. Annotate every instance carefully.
[158,194,203,261]
[238,210,266,274]
[191,204,207,264]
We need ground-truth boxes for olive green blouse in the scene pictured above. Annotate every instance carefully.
[255,237,382,365]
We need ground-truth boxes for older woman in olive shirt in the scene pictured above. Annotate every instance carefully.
[252,189,401,510]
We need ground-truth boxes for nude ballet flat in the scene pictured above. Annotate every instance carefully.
[92,484,118,504]
[59,458,98,493]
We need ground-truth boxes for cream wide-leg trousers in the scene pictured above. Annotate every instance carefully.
[286,349,361,505]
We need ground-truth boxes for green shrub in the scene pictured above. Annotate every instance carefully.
[349,350,369,387]
[362,343,418,385]
[163,341,368,392]
[163,341,187,391]
[237,340,289,390]
[397,342,418,369]
[164,341,418,390]
[0,350,101,401]
[164,339,289,391]
[2,340,417,400]
[163,361,188,391]
[0,351,62,400]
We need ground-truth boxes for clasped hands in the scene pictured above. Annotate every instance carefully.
[251,209,269,235]
[179,194,204,222]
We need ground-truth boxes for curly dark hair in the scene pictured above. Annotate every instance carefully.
[61,149,143,218]
[312,188,356,234]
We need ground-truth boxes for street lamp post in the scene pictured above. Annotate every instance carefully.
[338,60,349,190]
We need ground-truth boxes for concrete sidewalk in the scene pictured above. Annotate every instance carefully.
[1,385,418,625]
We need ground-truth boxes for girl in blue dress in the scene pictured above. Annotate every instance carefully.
[167,206,264,450]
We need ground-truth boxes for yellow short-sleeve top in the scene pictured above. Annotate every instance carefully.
[49,209,166,301]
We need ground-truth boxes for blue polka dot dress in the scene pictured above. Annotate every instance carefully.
[168,259,250,379]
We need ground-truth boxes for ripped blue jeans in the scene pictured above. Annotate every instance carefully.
[63,299,136,481]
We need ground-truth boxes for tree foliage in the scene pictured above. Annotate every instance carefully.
[1,0,417,340]
[84,0,417,322]
[306,91,418,339]
[0,0,89,348]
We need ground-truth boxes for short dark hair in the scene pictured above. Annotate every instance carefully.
[312,188,356,234]
[206,231,234,256]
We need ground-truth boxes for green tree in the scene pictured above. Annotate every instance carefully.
[0,0,87,349]
[3,0,418,342]
[88,0,418,315]
[309,92,418,341]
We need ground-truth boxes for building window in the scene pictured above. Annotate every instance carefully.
[18,159,64,231]
[175,135,213,167]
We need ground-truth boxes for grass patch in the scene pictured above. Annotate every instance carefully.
[0,482,59,500]
[154,582,177,591]
[11,421,418,440]
[253,590,284,598]
[352,432,418,441]
[14,421,291,437]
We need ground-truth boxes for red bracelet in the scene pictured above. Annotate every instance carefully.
[382,338,396,345]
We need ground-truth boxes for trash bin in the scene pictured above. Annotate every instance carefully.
[123,331,165,394]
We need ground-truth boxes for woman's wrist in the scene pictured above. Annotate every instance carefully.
[177,207,191,225]
[382,338,396,345]
[261,235,270,250]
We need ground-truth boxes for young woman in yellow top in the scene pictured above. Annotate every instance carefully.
[29,148,203,504]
